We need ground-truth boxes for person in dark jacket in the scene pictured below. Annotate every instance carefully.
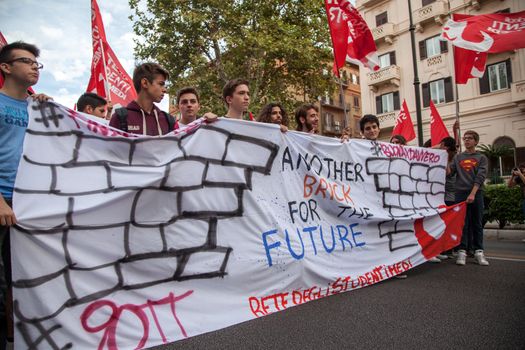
[109,62,173,135]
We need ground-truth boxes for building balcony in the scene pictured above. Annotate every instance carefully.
[323,122,343,134]
[422,53,447,72]
[367,65,400,92]
[470,0,489,11]
[320,97,352,111]
[511,80,525,111]
[372,22,395,45]
[356,0,384,8]
[377,111,398,129]
[413,0,449,32]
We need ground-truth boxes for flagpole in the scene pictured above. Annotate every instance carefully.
[408,0,424,146]
[338,74,348,129]
[447,0,462,152]
[99,39,112,101]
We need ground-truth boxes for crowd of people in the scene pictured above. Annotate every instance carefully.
[0,40,520,349]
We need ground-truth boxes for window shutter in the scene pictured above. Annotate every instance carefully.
[376,96,382,114]
[506,58,513,84]
[419,40,427,60]
[422,0,436,6]
[422,83,430,107]
[376,12,388,27]
[393,91,400,110]
[440,40,448,53]
[479,69,490,95]
[390,51,396,65]
[444,77,454,102]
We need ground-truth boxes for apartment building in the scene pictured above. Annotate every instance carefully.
[356,0,525,175]
[319,63,363,138]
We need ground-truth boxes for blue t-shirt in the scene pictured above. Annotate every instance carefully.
[0,92,28,200]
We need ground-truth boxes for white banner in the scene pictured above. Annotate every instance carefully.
[12,100,465,349]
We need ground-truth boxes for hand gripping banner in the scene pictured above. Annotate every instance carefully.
[12,100,465,349]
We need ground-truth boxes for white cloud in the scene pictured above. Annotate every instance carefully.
[101,11,113,28]
[3,0,139,109]
[39,26,64,40]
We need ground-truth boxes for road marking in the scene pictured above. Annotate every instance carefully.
[487,256,525,262]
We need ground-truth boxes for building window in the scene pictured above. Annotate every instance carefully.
[376,12,388,27]
[422,77,453,107]
[351,73,359,85]
[422,0,436,6]
[419,35,448,60]
[376,91,400,114]
[378,51,396,69]
[480,59,512,95]
[324,113,334,130]
[430,80,445,104]
[353,96,359,108]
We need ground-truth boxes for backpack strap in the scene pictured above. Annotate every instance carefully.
[163,112,178,131]
[115,108,128,133]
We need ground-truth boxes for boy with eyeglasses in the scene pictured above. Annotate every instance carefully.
[448,130,489,266]
[0,40,52,349]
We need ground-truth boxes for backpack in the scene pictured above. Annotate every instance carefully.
[115,107,177,133]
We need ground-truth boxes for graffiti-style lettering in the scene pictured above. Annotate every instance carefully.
[80,291,193,349]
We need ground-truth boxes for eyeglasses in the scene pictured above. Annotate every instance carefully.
[6,57,44,70]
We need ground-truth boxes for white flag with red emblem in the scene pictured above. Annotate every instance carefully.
[325,0,379,76]
[86,0,137,108]
[442,12,525,84]
[392,99,416,142]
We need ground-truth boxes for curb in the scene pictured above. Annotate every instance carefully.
[484,229,525,240]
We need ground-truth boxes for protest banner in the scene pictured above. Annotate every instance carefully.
[12,100,465,349]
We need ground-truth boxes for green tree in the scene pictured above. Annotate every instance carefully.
[478,144,513,183]
[129,0,334,117]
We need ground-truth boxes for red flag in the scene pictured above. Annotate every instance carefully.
[429,100,449,147]
[392,99,416,142]
[442,11,525,53]
[0,31,7,89]
[415,202,466,260]
[86,0,137,108]
[325,0,379,76]
[453,46,487,84]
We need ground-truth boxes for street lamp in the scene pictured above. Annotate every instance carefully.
[408,0,424,146]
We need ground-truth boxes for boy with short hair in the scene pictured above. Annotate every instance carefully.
[449,130,489,266]
[359,114,380,141]
[0,40,52,349]
[77,92,108,119]
[222,78,252,120]
[109,62,175,135]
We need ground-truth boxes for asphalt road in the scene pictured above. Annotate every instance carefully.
[153,239,525,350]
[1,239,523,349]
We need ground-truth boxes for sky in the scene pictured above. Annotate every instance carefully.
[0,0,169,111]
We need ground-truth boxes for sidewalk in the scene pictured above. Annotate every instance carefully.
[484,222,525,240]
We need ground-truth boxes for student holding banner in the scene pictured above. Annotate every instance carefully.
[0,40,52,350]
[256,102,289,132]
[359,114,380,141]
[448,130,489,266]
[109,62,176,135]
[222,78,253,121]
[295,103,319,134]
[175,87,218,130]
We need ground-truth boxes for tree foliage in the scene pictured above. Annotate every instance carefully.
[129,0,334,116]
[484,184,524,228]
